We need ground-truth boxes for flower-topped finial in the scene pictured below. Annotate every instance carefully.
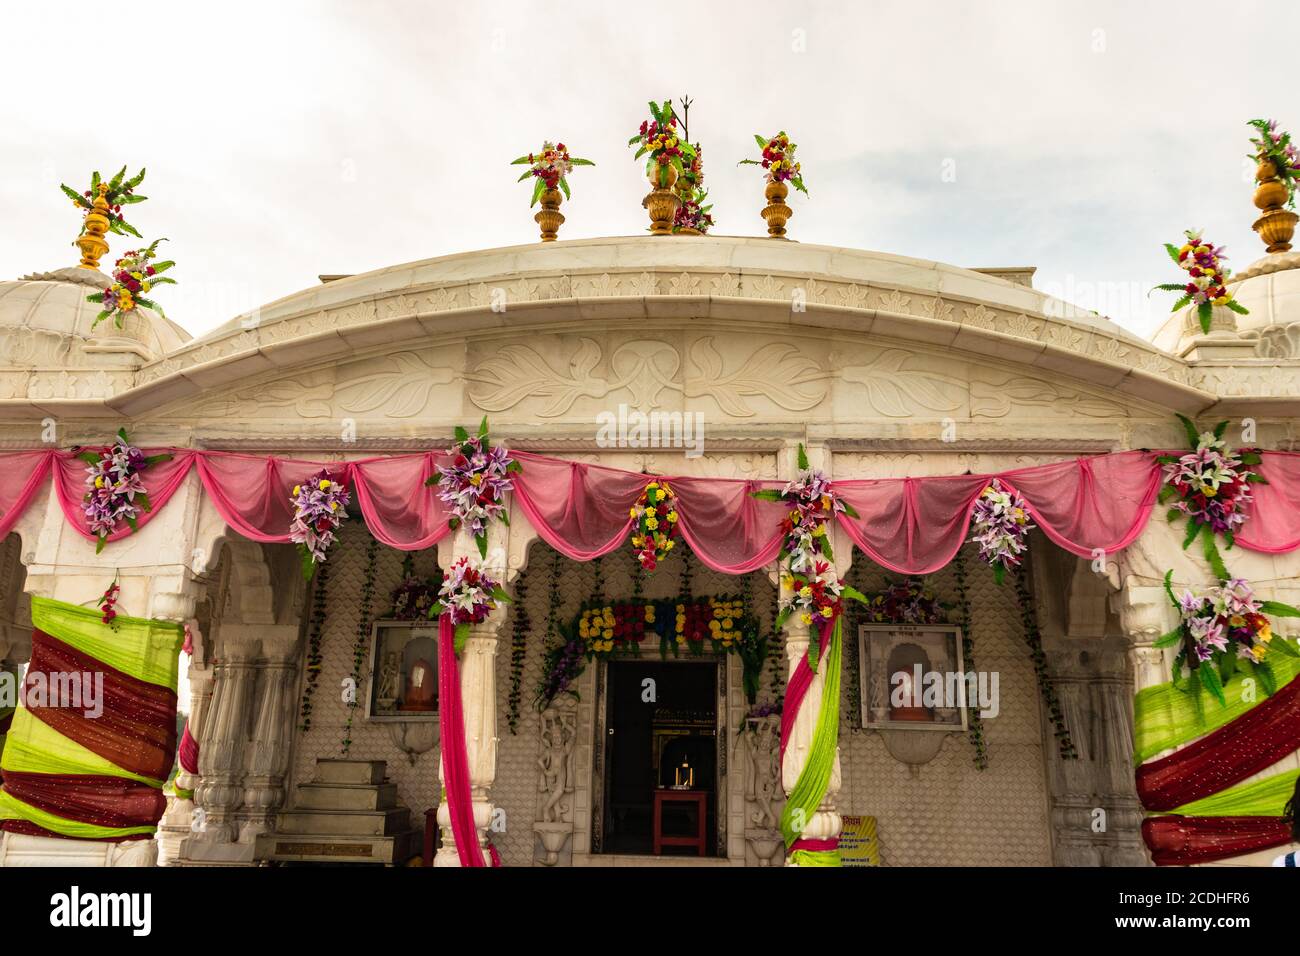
[1247,118,1300,253]
[61,167,147,270]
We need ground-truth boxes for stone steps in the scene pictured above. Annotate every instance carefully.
[256,758,420,866]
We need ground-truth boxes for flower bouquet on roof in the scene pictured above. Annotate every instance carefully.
[1154,571,1300,705]
[1157,415,1265,580]
[78,428,172,553]
[628,100,697,189]
[430,556,511,654]
[738,131,809,195]
[427,417,521,558]
[86,239,177,330]
[1248,118,1300,209]
[290,470,350,580]
[510,141,594,205]
[60,166,147,238]
[1152,230,1248,334]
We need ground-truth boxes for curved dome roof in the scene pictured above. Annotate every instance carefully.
[1152,252,1300,356]
[0,266,189,366]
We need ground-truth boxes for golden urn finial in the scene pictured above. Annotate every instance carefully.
[75,183,112,271]
[1252,159,1297,253]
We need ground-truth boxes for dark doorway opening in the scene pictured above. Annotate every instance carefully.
[602,658,719,856]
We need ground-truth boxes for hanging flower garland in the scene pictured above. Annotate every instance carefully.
[427,417,520,559]
[1157,415,1264,582]
[1152,229,1249,334]
[388,552,442,620]
[970,478,1035,585]
[951,547,989,770]
[97,578,122,631]
[1154,572,1300,706]
[78,428,172,553]
[290,470,350,580]
[298,559,330,732]
[429,555,511,654]
[1012,564,1077,760]
[630,480,680,572]
[341,535,379,756]
[506,569,530,735]
[87,238,177,330]
[753,444,866,670]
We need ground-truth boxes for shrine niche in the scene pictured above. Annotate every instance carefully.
[859,624,968,732]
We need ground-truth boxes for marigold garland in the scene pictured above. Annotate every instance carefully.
[630,480,680,572]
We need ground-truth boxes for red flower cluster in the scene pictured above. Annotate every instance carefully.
[98,581,121,628]
[107,253,156,300]
[676,599,715,644]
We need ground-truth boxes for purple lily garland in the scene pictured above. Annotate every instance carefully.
[427,417,521,559]
[79,428,172,553]
[970,478,1035,584]
[430,555,511,653]
[290,470,350,580]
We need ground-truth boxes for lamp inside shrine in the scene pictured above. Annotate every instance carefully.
[674,758,695,789]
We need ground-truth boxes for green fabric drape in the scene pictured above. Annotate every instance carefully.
[1159,766,1300,819]
[30,595,183,690]
[779,616,842,866]
[1133,657,1300,765]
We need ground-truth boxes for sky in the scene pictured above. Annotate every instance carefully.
[4,0,1297,340]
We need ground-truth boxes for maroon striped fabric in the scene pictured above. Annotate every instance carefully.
[1143,814,1292,865]
[24,629,178,781]
[1,770,166,830]
[1136,674,1300,811]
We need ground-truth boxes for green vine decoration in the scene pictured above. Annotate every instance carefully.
[507,569,530,735]
[341,534,380,755]
[952,546,989,770]
[298,558,330,732]
[1012,563,1077,760]
[768,566,786,703]
[844,560,865,731]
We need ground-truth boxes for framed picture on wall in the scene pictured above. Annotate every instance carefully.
[364,620,440,721]
[857,624,968,732]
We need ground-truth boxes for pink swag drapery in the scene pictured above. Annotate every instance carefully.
[1,448,1300,572]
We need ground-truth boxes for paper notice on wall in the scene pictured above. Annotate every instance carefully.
[839,815,880,867]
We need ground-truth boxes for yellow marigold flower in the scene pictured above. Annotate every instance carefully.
[1259,623,1272,642]
[318,479,331,491]
[821,606,834,618]
[646,517,659,530]
[603,629,613,640]
[722,618,733,630]
[667,511,678,523]
[630,507,638,518]
[293,485,301,496]
[645,606,655,622]
[1252,644,1267,662]
[647,481,659,491]
[799,586,812,599]
[664,540,675,550]
[800,612,813,625]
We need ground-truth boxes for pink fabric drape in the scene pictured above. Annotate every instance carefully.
[1239,451,1300,553]
[53,450,196,543]
[0,450,54,540]
[437,613,492,867]
[1,445,1299,570]
[834,450,1164,574]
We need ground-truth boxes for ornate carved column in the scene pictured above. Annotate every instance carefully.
[238,625,301,844]
[185,631,260,859]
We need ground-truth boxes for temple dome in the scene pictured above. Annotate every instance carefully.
[0,265,190,367]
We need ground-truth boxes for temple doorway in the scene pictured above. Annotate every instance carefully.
[600,658,721,856]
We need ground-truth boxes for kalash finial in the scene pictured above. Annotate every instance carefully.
[1247,119,1299,253]
[60,167,146,270]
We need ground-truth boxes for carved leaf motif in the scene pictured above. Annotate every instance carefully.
[685,337,826,417]
[712,273,741,296]
[203,378,335,419]
[839,349,964,418]
[336,352,456,418]
[969,378,1124,419]
[467,338,611,417]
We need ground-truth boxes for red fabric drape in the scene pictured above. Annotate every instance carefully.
[1136,673,1300,812]
[178,723,199,776]
[1239,451,1300,553]
[0,771,166,831]
[1142,814,1293,866]
[437,614,494,867]
[24,630,179,781]
[0,450,54,540]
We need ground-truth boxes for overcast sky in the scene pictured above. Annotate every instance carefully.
[5,0,1296,339]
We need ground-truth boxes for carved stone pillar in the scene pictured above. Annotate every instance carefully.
[184,632,259,861]
[1042,648,1101,867]
[238,625,301,845]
